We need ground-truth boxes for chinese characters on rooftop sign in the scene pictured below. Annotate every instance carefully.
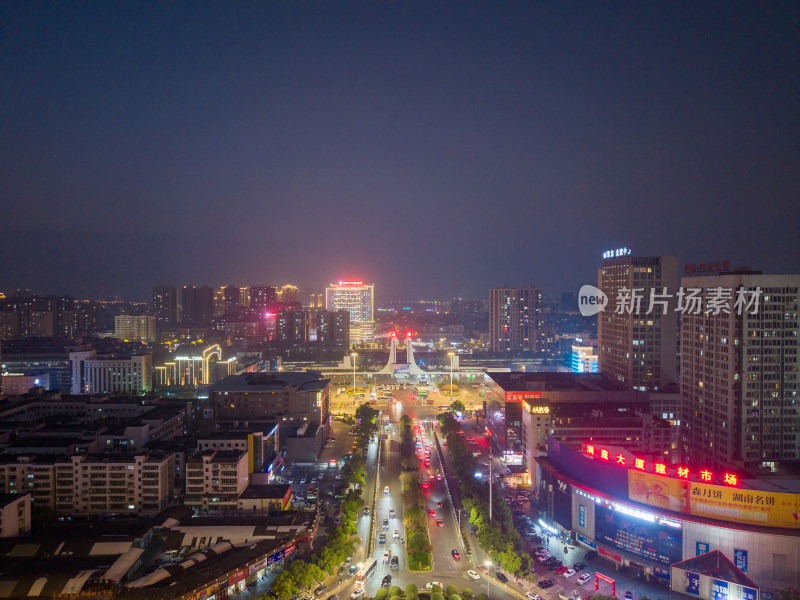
[583,443,800,529]
[337,281,364,286]
[603,247,632,259]
[684,260,730,275]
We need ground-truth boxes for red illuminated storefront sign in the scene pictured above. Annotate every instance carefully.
[506,391,542,402]
[684,260,730,275]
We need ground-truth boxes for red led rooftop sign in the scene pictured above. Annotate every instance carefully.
[583,443,738,488]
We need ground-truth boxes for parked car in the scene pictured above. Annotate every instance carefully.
[563,569,576,578]
[467,570,481,581]
[382,575,392,587]
[351,589,364,600]
[573,562,586,572]
[496,572,508,583]
[526,594,541,600]
[577,573,591,585]
[555,565,568,574]
[314,585,327,596]
[625,592,634,600]
[425,582,443,590]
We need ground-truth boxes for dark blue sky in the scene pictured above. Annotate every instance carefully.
[2,2,798,301]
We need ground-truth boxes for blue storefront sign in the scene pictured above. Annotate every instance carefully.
[734,549,748,573]
[579,504,586,527]
[696,541,710,556]
[576,532,596,549]
[686,572,700,597]
[266,549,285,566]
[712,579,729,600]
[743,586,758,600]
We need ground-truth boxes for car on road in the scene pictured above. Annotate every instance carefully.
[436,501,443,507]
[314,585,327,595]
[467,570,481,580]
[383,519,389,528]
[537,580,553,589]
[381,575,392,587]
[436,519,444,527]
[526,593,541,600]
[424,583,443,591]
[390,556,399,570]
[436,473,442,480]
[563,569,576,578]
[389,508,395,517]
[428,509,436,516]
[326,595,339,600]
[351,588,364,600]
[577,573,591,585]
[348,565,357,575]
[573,562,586,572]
[451,549,461,560]
[363,507,369,514]
[378,534,386,544]
[384,486,390,494]
[496,572,508,583]
[302,595,312,600]
[625,592,633,600]
[478,564,489,574]
[382,551,390,562]
[393,529,400,538]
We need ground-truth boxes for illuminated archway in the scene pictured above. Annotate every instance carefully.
[595,572,615,596]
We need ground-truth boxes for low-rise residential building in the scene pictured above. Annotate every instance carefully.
[0,492,31,537]
[184,449,249,511]
[237,484,293,511]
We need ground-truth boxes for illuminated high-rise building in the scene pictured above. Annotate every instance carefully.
[152,285,178,327]
[489,287,542,353]
[277,284,299,304]
[250,286,277,312]
[115,314,157,343]
[223,284,239,315]
[680,271,800,474]
[325,281,374,345]
[597,254,678,391]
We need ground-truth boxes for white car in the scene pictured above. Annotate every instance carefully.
[351,588,365,600]
[384,486,390,494]
[467,570,481,581]
[393,529,400,539]
[383,551,391,562]
[536,554,551,563]
[526,594,541,600]
[425,583,443,590]
[563,569,576,578]
[577,573,591,585]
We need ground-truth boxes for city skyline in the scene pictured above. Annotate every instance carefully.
[2,3,798,300]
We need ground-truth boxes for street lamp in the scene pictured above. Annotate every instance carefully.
[351,352,357,405]
[448,352,454,397]
[485,560,492,599]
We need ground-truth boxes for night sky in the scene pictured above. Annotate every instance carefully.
[2,2,798,301]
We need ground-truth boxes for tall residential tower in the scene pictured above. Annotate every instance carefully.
[597,255,678,391]
[488,287,542,353]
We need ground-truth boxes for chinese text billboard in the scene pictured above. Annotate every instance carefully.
[628,471,800,529]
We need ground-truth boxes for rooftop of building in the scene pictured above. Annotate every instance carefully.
[0,492,28,507]
[210,371,329,392]
[487,371,636,393]
[188,449,246,462]
[672,550,758,588]
[238,483,292,500]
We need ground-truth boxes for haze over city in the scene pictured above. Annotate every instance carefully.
[2,2,798,300]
